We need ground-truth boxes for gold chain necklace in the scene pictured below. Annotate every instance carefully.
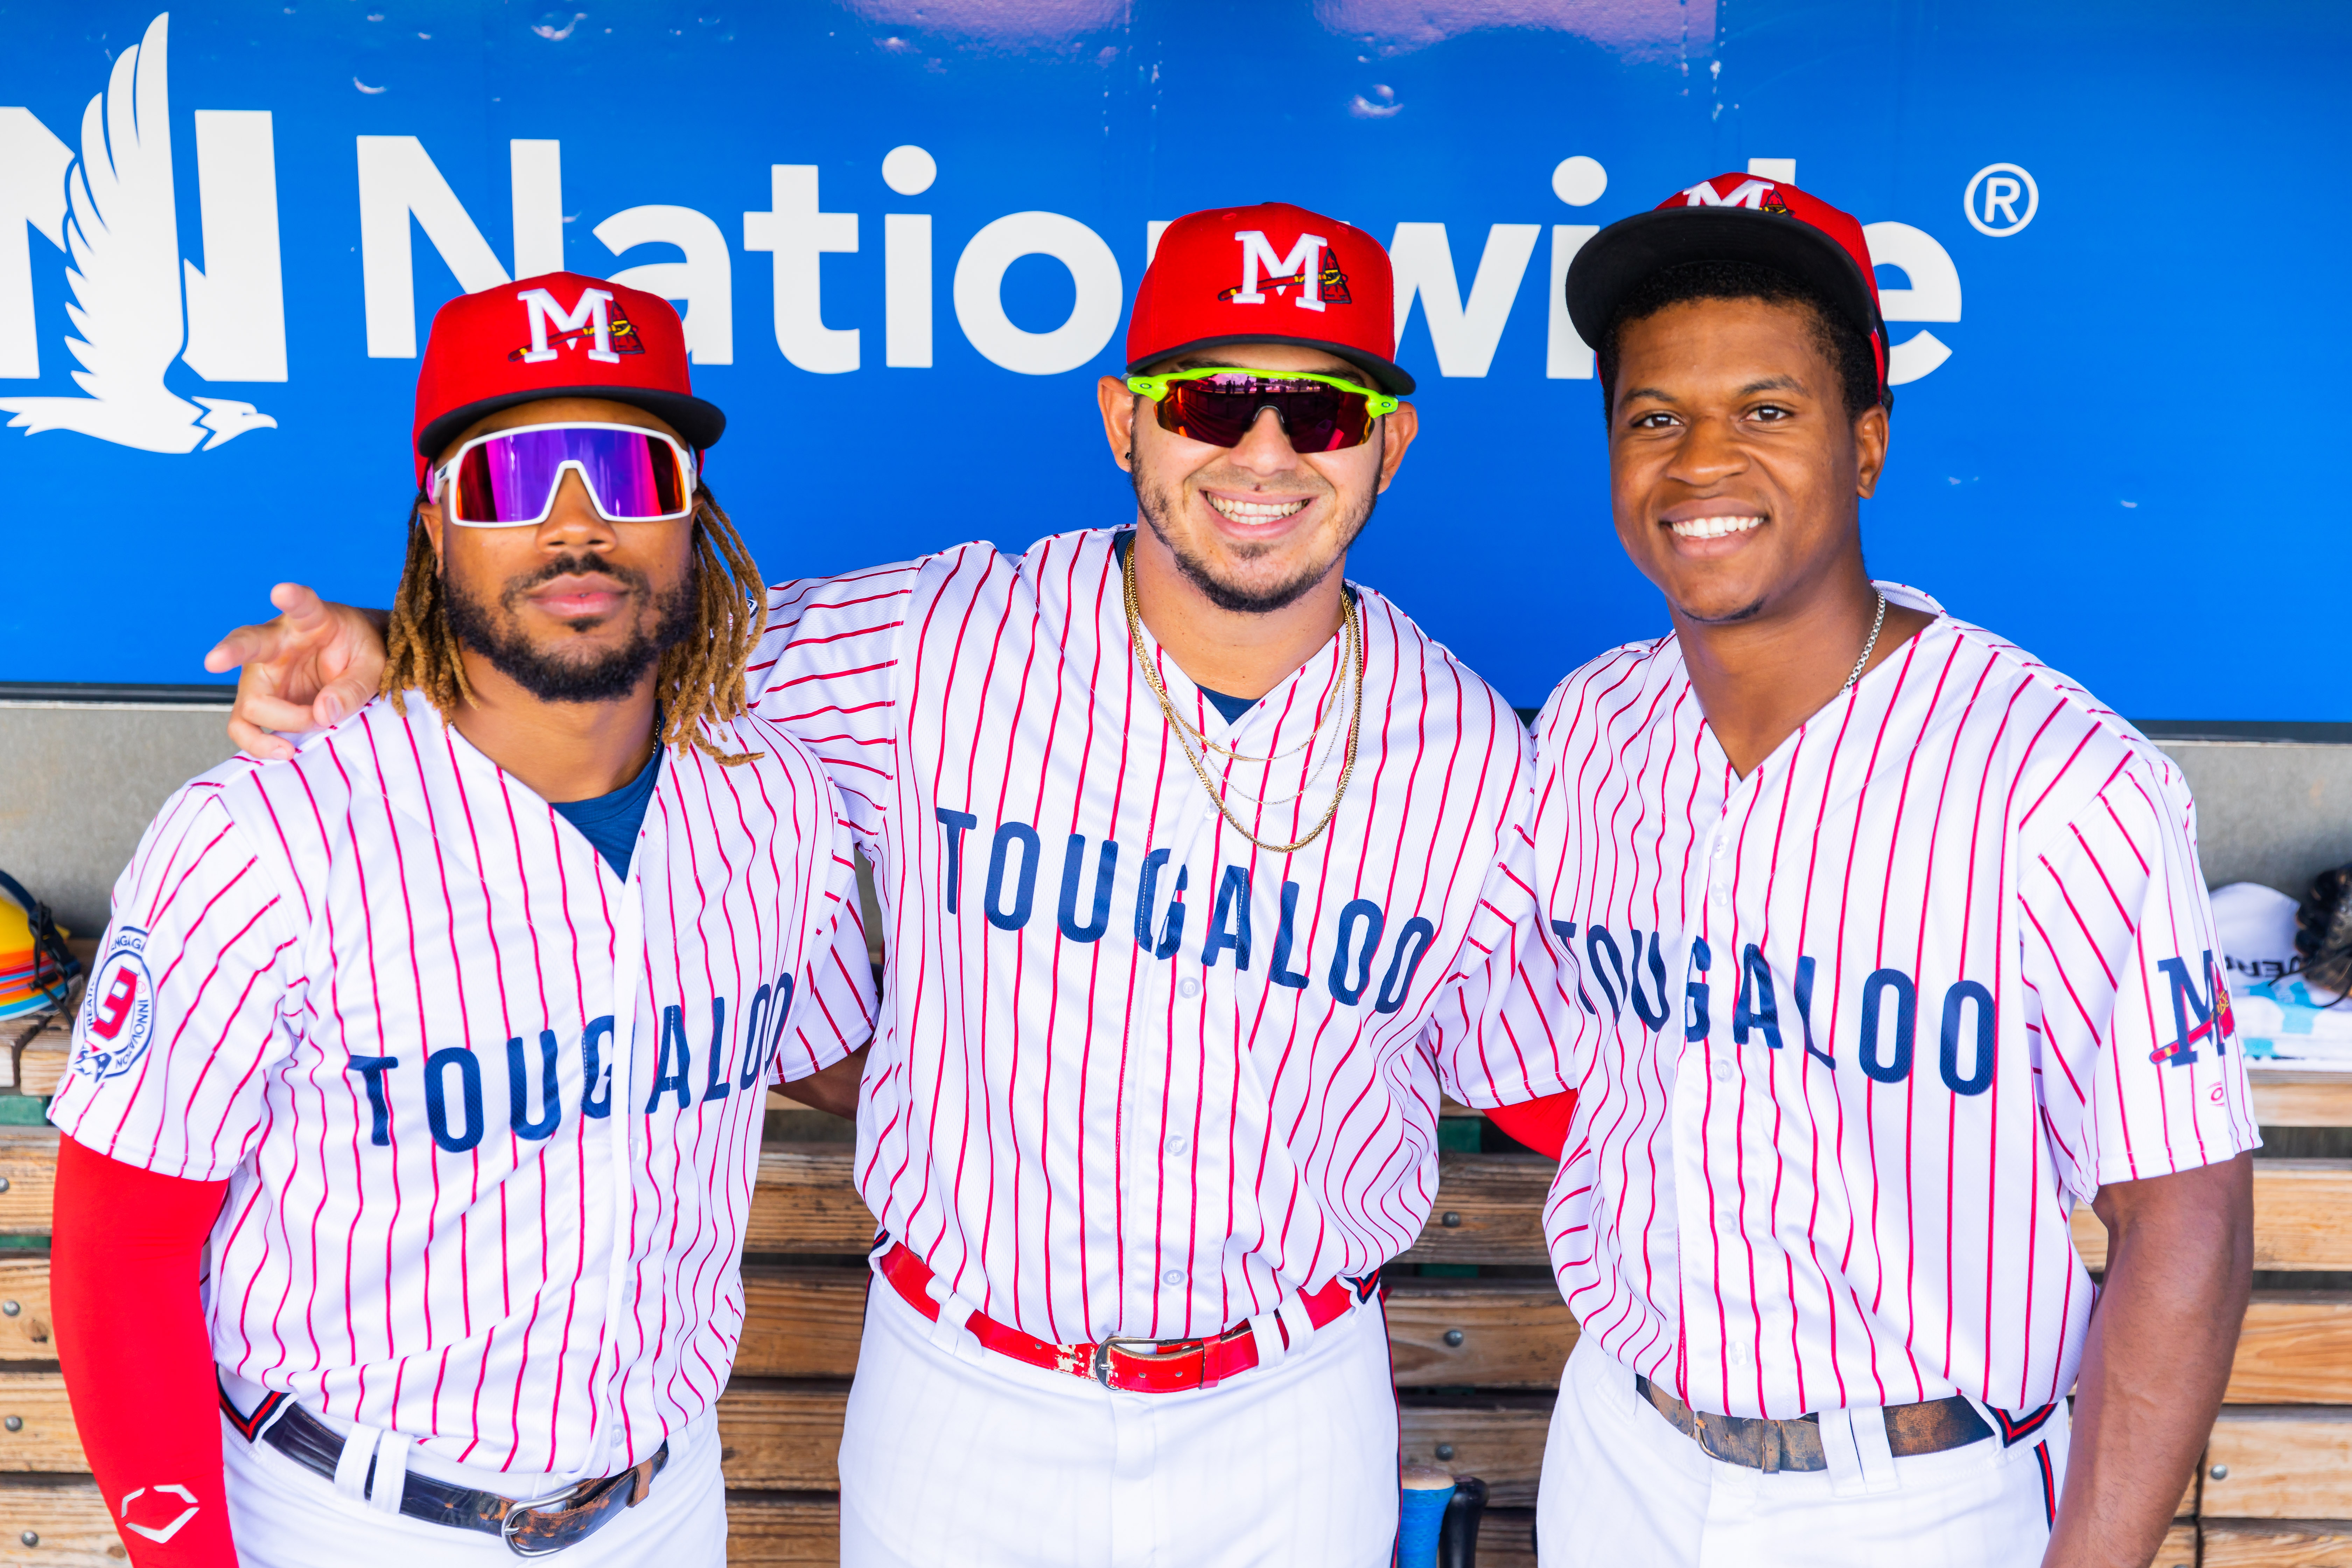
[1123,541,1365,855]
[1154,640,1342,766]
[1173,675,1351,810]
[1166,699,1329,765]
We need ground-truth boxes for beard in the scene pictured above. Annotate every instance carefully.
[1128,443,1380,616]
[441,553,696,704]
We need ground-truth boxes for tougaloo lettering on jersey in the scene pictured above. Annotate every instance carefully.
[1556,917,2235,1086]
[336,973,797,1151]
[936,807,1440,1011]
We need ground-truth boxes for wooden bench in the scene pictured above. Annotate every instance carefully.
[0,1071,2345,1564]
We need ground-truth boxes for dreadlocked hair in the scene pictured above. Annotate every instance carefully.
[381,484,770,766]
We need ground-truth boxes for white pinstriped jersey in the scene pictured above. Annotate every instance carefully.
[747,527,1559,1346]
[1509,583,2259,1421]
[50,696,875,1478]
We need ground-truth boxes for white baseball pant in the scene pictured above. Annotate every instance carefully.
[837,1269,1401,1567]
[218,1401,726,1566]
[1535,1335,2069,1567]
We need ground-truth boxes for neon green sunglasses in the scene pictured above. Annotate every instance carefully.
[1125,366,1401,452]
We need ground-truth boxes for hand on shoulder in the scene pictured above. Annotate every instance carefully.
[206,584,388,760]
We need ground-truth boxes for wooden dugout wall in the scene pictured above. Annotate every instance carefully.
[0,1000,2347,1565]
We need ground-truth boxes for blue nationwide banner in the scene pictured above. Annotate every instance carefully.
[0,0,2339,716]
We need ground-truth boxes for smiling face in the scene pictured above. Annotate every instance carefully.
[421,396,698,704]
[1101,342,1417,615]
[1608,296,1888,626]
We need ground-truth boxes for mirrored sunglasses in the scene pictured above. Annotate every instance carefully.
[436,422,699,528]
[1125,368,1401,453]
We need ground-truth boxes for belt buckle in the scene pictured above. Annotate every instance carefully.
[499,1482,593,1559]
[1092,1336,1170,1389]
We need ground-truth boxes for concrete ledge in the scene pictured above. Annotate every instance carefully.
[2161,740,2352,899]
[0,706,238,934]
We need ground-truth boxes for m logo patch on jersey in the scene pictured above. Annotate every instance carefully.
[74,929,155,1082]
[2152,951,2233,1068]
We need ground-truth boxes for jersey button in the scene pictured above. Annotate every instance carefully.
[1161,1268,1186,1286]
[1712,1060,1734,1083]
[1177,977,1202,999]
[1165,1135,1189,1156]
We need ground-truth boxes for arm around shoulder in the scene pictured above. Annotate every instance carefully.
[766,764,881,1119]
[208,584,389,761]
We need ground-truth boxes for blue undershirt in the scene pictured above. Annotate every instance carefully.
[551,747,662,880]
[1196,685,1261,725]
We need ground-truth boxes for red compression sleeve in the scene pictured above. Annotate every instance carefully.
[1484,1091,1577,1160]
[52,1135,238,1567]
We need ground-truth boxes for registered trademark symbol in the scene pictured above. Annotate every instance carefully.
[1964,163,2038,236]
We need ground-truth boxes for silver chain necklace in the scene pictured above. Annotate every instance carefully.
[1843,593,1888,692]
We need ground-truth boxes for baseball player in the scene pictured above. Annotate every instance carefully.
[210,203,1568,1566]
[1505,174,2259,1565]
[53,275,876,1566]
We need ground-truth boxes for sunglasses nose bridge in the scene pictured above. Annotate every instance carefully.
[541,460,619,532]
[1231,402,1302,461]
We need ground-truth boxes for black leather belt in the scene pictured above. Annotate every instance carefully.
[1633,1373,1994,1473]
[222,1378,668,1556]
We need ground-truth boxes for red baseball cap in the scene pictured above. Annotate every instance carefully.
[1564,174,1888,401]
[1127,202,1415,395]
[411,271,724,484]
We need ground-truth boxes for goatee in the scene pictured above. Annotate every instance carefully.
[1129,465,1376,616]
[442,555,696,704]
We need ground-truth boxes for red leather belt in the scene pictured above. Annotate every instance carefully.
[876,1241,1372,1394]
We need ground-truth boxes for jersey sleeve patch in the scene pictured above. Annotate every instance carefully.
[72,928,156,1083]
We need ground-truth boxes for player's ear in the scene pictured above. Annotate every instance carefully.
[1373,401,1418,493]
[1097,375,1138,472]
[417,488,448,562]
[1853,400,1889,500]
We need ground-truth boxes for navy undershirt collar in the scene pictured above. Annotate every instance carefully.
[1196,685,1261,725]
[550,746,662,880]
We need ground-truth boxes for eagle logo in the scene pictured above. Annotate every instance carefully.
[0,13,276,453]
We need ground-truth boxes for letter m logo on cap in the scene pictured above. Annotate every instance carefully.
[1680,177,1782,210]
[1224,230,1330,313]
[515,285,621,364]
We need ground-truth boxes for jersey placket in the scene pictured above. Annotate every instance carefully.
[1668,750,1748,1410]
[1118,755,1223,1339]
[1110,667,1298,1344]
[584,789,659,1472]
[1191,695,1305,1334]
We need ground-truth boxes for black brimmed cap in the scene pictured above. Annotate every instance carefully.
[1565,173,1888,400]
